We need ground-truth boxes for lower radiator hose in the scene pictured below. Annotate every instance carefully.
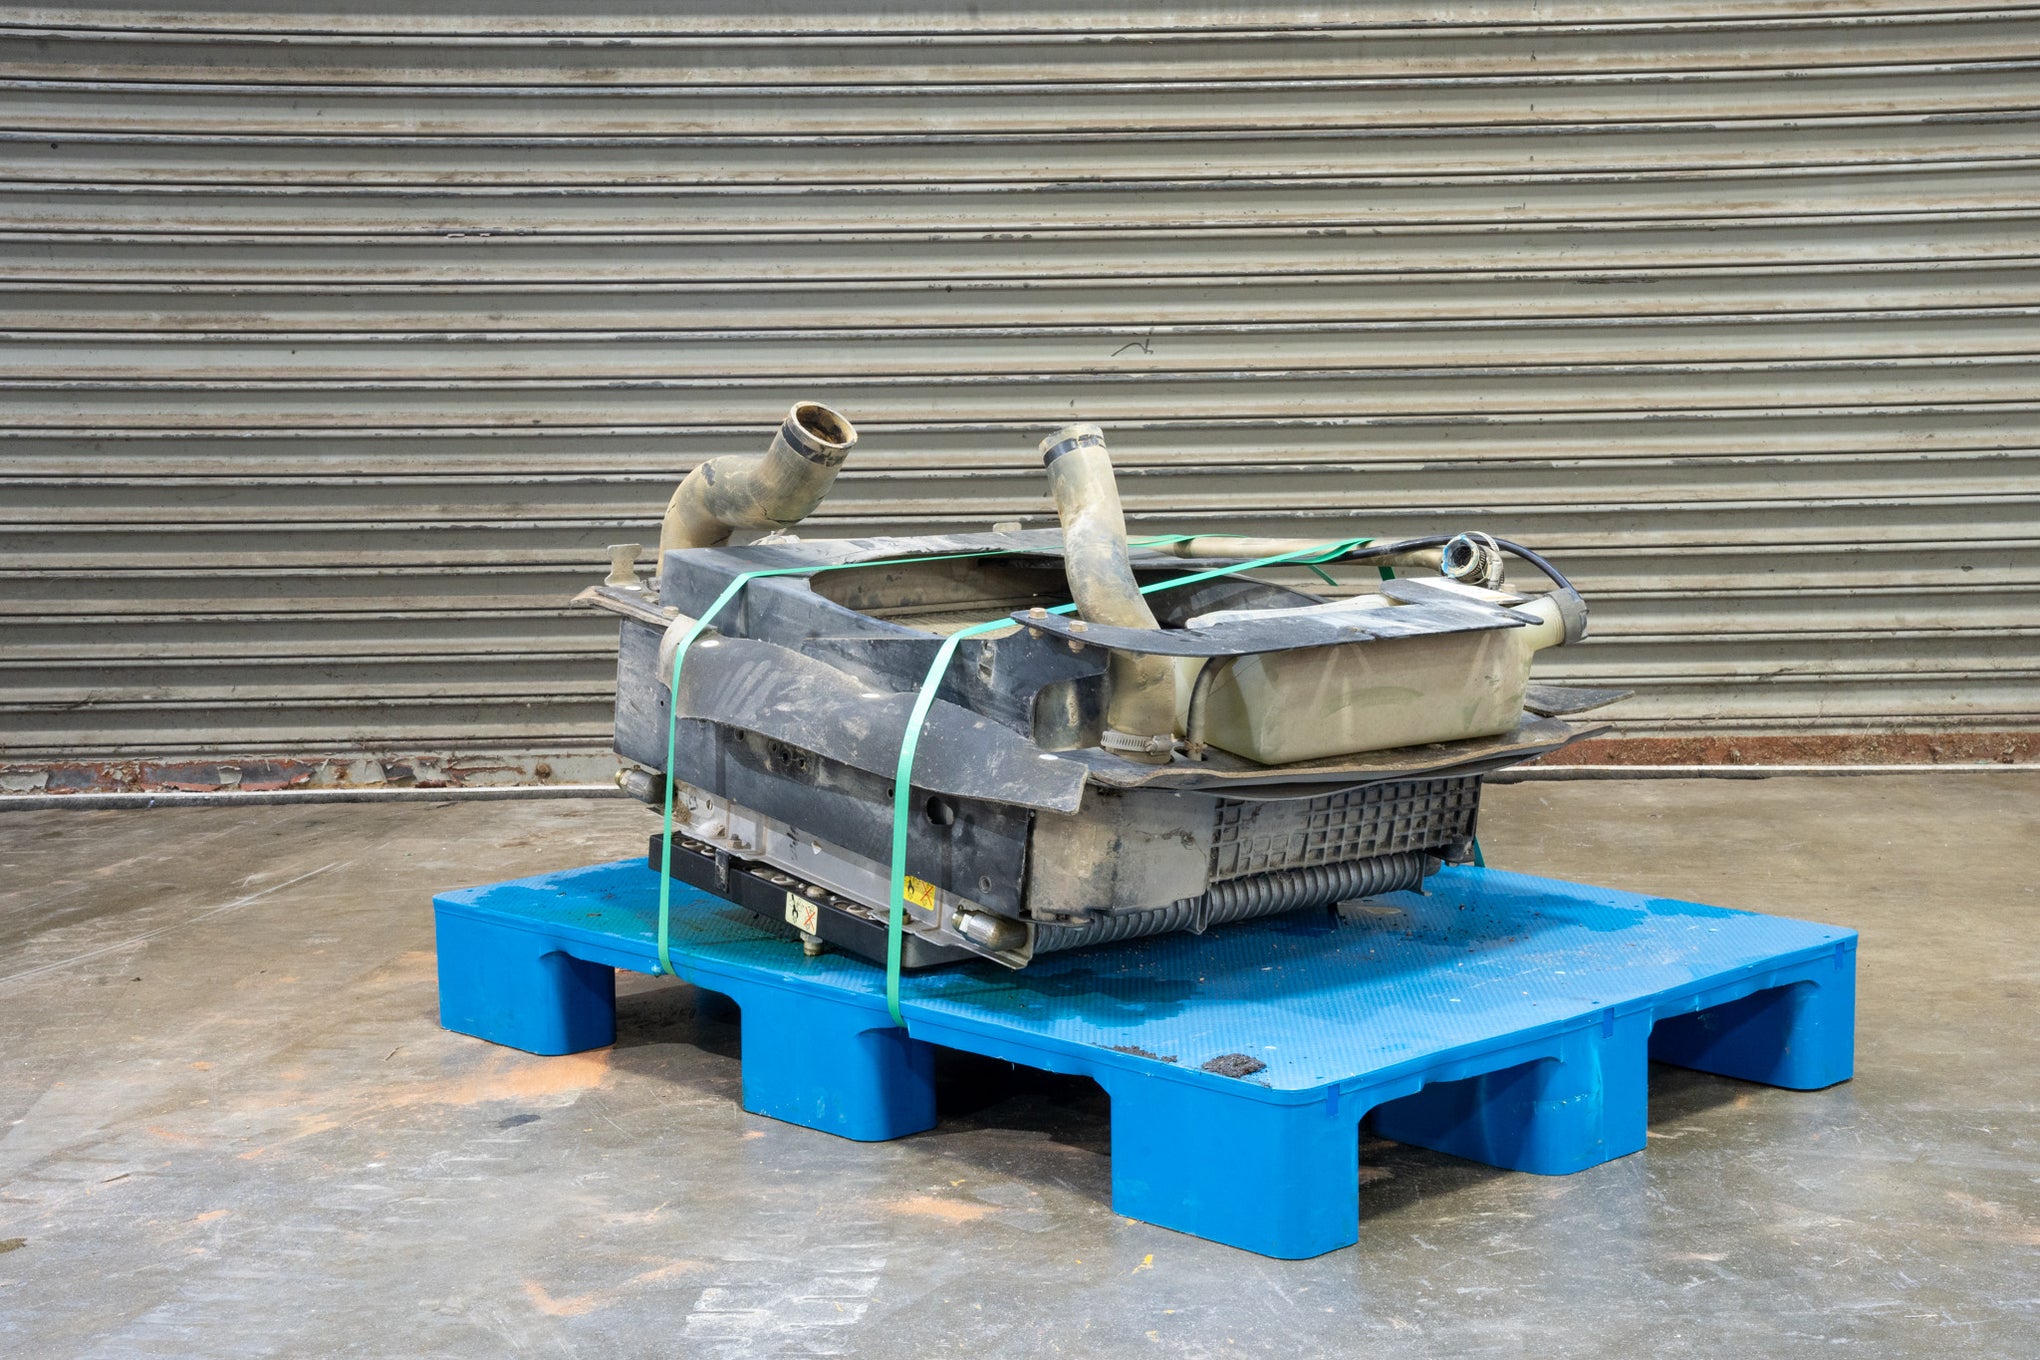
[1031,851,1429,953]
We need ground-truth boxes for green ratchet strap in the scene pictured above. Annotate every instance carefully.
[652,549,1022,977]
[880,535,1373,1024]
[882,616,1016,1020]
[1126,533,1343,586]
[652,533,1380,1026]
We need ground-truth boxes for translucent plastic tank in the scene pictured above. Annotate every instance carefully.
[1175,594,1568,764]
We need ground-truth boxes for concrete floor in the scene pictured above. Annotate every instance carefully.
[0,776,2033,1358]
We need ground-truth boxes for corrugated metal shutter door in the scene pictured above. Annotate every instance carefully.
[3,3,2035,785]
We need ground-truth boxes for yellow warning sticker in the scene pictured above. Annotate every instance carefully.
[783,892,819,935]
[902,875,938,914]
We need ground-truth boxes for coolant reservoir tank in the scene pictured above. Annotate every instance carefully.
[1175,593,1568,764]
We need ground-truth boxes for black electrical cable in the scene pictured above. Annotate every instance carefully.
[1336,534,1578,596]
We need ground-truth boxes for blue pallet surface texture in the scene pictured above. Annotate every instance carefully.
[434,860,1855,1259]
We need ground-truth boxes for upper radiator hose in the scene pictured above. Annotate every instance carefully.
[658,402,857,560]
[1039,424,1176,763]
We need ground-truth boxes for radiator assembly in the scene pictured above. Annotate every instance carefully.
[577,402,1621,970]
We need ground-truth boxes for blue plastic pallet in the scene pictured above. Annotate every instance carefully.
[434,860,1855,1259]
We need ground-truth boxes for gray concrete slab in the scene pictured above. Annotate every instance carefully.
[0,775,2033,1358]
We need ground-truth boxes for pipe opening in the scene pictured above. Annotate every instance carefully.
[790,401,855,454]
[658,401,858,558]
[1441,532,1504,589]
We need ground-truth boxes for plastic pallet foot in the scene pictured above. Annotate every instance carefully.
[435,914,616,1056]
[1370,1010,1653,1175]
[1104,1075,1362,1260]
[734,986,938,1142]
[1652,965,1856,1091]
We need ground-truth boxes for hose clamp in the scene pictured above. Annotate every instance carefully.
[1040,423,1108,467]
[777,403,856,466]
[1101,728,1176,759]
[1550,586,1590,645]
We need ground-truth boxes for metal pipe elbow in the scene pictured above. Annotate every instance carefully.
[1039,424,1177,763]
[658,402,857,559]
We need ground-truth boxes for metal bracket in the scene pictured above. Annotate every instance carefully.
[605,543,646,589]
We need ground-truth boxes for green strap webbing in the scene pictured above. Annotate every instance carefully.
[652,549,1021,977]
[880,535,1373,1023]
[649,533,1381,1019]
[1132,537,1370,597]
[882,616,1014,1020]
[655,571,753,979]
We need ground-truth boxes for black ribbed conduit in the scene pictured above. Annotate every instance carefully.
[1031,851,1429,953]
